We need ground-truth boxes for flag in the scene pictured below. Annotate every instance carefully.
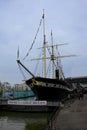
[17,46,19,59]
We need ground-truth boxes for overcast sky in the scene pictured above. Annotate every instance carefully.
[0,0,87,85]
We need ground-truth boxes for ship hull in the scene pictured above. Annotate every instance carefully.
[26,77,72,101]
[31,85,70,101]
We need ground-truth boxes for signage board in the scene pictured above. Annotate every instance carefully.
[8,100,47,106]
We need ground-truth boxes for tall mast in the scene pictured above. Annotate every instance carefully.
[51,31,55,78]
[43,10,46,78]
[31,11,76,79]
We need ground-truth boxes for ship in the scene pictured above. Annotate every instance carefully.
[17,10,76,102]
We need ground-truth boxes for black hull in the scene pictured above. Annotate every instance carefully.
[26,77,72,101]
[32,85,70,101]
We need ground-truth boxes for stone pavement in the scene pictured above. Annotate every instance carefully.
[52,94,87,130]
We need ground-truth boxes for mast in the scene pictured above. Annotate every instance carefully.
[31,11,76,79]
[43,10,46,78]
[51,31,55,78]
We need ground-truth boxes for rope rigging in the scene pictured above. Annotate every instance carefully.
[46,60,51,77]
[47,44,57,68]
[47,43,57,71]
[18,63,26,80]
[34,51,42,76]
[23,15,43,60]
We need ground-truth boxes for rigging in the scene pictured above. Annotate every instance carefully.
[23,13,43,60]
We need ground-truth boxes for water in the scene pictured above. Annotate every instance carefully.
[0,111,49,130]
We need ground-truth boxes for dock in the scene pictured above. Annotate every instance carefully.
[0,98,60,112]
[48,94,87,130]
